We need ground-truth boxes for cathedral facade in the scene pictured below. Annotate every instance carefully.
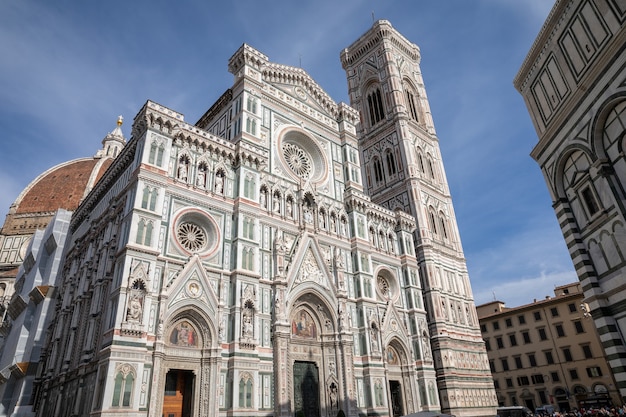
[1,21,495,417]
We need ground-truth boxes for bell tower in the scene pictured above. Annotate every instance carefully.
[341,20,497,416]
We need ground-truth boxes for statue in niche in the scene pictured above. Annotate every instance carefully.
[242,309,254,338]
[214,172,224,194]
[273,193,280,213]
[178,160,188,181]
[196,167,206,187]
[304,206,313,224]
[370,326,380,353]
[329,382,338,410]
[286,199,293,218]
[260,189,267,208]
[127,294,142,321]
[421,329,432,359]
[274,291,282,315]
[334,249,344,269]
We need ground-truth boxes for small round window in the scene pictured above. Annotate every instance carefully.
[173,209,219,256]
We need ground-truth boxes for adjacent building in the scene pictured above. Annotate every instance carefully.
[514,0,626,403]
[0,21,496,417]
[478,283,619,412]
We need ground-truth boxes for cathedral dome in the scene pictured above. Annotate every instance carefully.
[1,117,125,237]
[12,158,112,216]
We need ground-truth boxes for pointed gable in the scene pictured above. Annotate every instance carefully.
[165,255,219,317]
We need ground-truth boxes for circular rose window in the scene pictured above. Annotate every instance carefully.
[279,129,328,183]
[173,209,219,256]
[283,142,312,178]
[177,222,207,252]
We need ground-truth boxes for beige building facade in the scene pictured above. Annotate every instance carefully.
[478,283,619,412]
[514,0,626,403]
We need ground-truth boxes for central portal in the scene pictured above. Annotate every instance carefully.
[293,361,320,417]
[163,369,194,417]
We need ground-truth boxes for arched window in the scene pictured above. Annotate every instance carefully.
[144,221,153,246]
[406,90,419,121]
[242,216,255,240]
[136,219,145,244]
[112,365,135,407]
[239,373,253,408]
[246,117,257,135]
[141,187,158,211]
[149,189,158,211]
[373,157,384,183]
[418,153,425,173]
[385,149,397,176]
[156,145,164,166]
[562,151,602,221]
[141,187,150,209]
[242,247,254,270]
[243,174,255,199]
[367,87,385,126]
[427,157,435,180]
[136,219,153,246]
[439,213,448,239]
[429,211,437,235]
[148,142,157,164]
[246,97,257,113]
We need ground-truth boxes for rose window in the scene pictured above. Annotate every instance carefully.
[283,142,312,179]
[377,276,390,297]
[177,222,207,252]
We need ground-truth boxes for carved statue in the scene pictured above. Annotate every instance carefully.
[127,295,142,321]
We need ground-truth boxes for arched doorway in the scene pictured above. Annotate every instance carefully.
[385,341,411,417]
[288,294,340,417]
[554,388,570,412]
[154,309,216,417]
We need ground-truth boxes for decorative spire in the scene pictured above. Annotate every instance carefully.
[96,115,127,158]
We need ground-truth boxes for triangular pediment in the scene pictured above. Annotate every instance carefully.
[381,302,406,339]
[286,234,334,295]
[262,64,339,118]
[165,255,218,317]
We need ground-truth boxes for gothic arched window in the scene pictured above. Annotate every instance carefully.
[112,365,135,407]
[439,212,449,239]
[406,89,419,121]
[373,157,384,184]
[239,373,253,408]
[385,149,397,176]
[367,87,385,126]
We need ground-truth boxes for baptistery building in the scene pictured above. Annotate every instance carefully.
[0,21,496,417]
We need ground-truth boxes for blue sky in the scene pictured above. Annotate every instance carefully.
[0,0,577,307]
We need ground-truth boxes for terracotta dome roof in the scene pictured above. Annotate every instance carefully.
[14,157,112,214]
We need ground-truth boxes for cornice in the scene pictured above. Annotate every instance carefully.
[340,20,420,69]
